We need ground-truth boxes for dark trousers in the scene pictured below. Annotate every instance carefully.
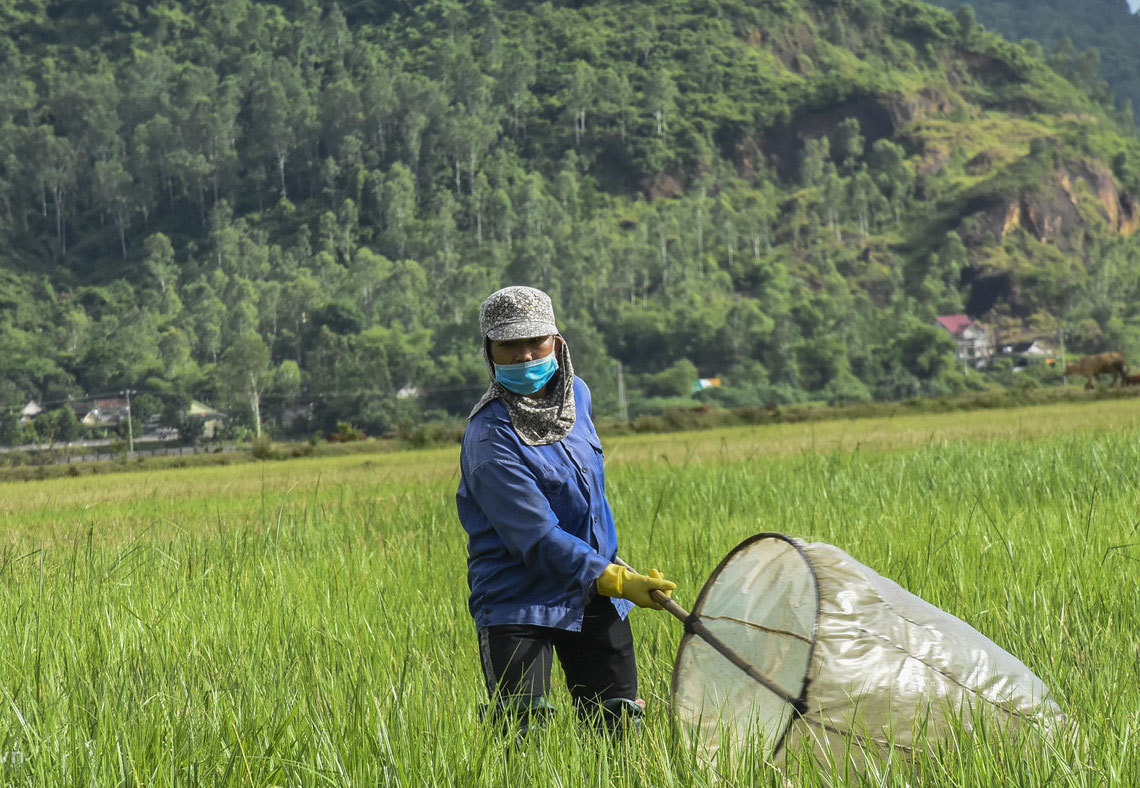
[477,595,638,712]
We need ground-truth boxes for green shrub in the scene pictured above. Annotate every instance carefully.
[251,436,275,460]
[628,396,699,419]
[335,421,367,441]
[637,360,700,398]
[404,422,465,448]
[822,372,873,405]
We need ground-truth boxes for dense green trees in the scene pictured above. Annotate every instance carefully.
[2,0,1139,440]
[929,0,1140,121]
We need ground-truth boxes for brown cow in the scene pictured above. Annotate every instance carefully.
[1124,374,1140,387]
[1064,352,1126,390]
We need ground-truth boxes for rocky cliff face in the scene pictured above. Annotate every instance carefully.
[953,158,1138,324]
[969,159,1138,248]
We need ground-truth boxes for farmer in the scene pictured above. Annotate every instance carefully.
[456,285,677,736]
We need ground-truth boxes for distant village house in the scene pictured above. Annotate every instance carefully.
[999,340,1057,368]
[10,397,224,442]
[19,401,42,426]
[81,397,130,427]
[934,315,993,367]
[185,400,225,438]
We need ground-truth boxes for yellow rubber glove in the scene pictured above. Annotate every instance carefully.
[596,564,677,610]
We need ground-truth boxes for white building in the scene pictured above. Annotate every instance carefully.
[934,315,993,366]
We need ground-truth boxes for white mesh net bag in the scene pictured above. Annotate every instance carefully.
[670,533,1067,771]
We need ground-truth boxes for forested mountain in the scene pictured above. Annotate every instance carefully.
[928,0,1140,122]
[3,0,1140,442]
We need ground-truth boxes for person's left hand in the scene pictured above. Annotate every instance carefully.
[596,565,677,610]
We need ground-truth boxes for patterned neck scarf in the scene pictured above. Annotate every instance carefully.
[468,338,577,446]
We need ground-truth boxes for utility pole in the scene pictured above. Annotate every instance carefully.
[616,362,629,423]
[1059,325,1066,385]
[122,389,135,455]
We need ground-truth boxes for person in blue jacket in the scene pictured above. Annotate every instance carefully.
[457,285,677,735]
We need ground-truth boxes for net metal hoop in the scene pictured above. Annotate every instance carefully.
[670,532,821,760]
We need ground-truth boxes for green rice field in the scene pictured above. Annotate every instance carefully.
[0,398,1138,786]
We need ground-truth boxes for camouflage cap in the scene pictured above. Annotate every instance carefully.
[479,286,559,341]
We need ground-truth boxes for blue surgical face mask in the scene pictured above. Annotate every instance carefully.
[495,354,559,395]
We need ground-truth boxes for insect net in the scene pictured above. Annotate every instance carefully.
[671,533,1067,770]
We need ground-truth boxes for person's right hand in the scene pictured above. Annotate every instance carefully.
[596,564,676,610]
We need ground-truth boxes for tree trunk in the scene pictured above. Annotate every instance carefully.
[250,372,262,438]
[278,151,287,197]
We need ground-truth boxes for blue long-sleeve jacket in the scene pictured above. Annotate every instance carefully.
[457,376,634,631]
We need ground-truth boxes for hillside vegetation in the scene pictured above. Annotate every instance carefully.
[928,0,1140,122]
[3,0,1140,442]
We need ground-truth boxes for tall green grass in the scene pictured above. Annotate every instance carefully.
[0,403,1136,785]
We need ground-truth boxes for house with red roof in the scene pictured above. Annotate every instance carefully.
[934,315,993,367]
